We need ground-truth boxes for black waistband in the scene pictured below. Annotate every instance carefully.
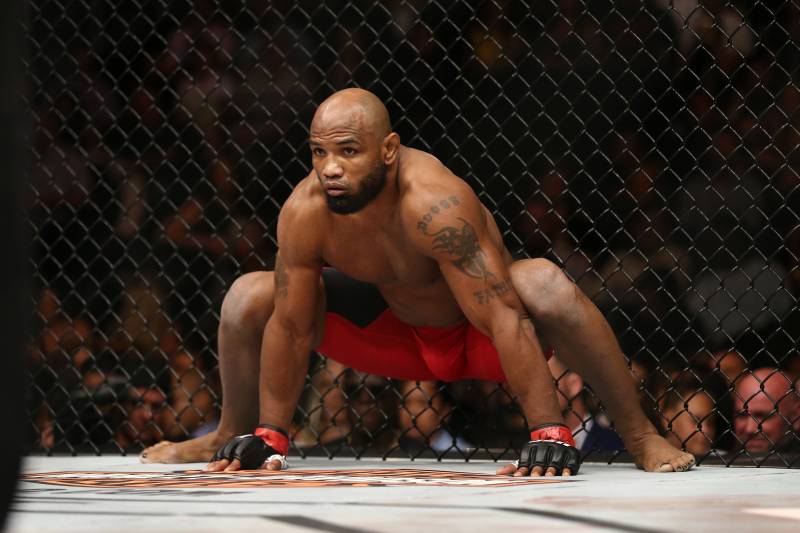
[321,268,388,328]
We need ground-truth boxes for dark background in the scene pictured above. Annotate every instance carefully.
[2,0,28,526]
[25,0,800,465]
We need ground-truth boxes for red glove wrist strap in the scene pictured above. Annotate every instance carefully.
[254,426,290,456]
[530,424,576,447]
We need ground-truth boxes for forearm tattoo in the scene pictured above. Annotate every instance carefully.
[274,254,289,298]
[474,277,513,304]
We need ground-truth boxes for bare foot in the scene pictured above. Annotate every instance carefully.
[140,431,232,464]
[628,432,696,472]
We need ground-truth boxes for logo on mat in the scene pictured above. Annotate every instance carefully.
[22,469,568,488]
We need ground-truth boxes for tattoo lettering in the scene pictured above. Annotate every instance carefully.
[473,277,513,304]
[274,254,289,298]
[416,196,460,233]
[426,217,494,280]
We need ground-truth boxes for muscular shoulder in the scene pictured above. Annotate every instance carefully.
[398,148,485,238]
[277,173,326,264]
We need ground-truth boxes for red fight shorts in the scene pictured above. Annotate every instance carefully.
[315,269,553,383]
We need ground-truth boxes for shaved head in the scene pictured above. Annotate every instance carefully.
[308,89,399,215]
[311,88,391,140]
[735,368,795,408]
[734,368,800,452]
[308,89,400,215]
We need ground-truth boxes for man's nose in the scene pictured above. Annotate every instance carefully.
[322,158,344,179]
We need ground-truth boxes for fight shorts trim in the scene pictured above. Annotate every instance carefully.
[317,269,553,383]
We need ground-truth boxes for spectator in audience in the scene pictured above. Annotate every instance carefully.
[114,385,167,450]
[29,288,97,450]
[299,358,353,448]
[515,170,593,282]
[658,373,724,456]
[690,349,747,384]
[397,379,470,453]
[303,357,467,454]
[103,272,217,440]
[733,368,800,453]
[34,289,95,372]
[155,331,220,441]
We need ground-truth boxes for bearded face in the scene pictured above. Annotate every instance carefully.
[322,162,387,215]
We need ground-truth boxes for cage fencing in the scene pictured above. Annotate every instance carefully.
[26,0,800,466]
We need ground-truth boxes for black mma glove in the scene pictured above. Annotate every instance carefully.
[210,424,290,470]
[516,423,581,475]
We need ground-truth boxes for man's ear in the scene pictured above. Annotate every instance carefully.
[382,132,400,165]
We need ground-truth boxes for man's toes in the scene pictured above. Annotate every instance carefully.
[140,441,171,463]
[656,454,695,473]
[675,455,695,472]
[668,453,695,472]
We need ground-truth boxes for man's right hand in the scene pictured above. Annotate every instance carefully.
[205,425,290,472]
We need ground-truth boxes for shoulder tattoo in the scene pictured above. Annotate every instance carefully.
[424,217,494,280]
[416,196,460,233]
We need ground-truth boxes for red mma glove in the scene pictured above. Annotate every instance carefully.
[210,423,290,470]
[515,423,581,475]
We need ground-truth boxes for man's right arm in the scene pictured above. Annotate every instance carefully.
[257,246,322,430]
[206,190,325,472]
[258,195,324,431]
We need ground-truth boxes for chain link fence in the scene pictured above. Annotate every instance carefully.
[26,0,800,466]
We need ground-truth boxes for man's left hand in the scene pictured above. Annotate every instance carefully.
[496,423,581,477]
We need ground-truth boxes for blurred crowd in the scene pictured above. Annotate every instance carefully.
[28,0,799,458]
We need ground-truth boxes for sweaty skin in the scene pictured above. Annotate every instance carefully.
[141,88,695,475]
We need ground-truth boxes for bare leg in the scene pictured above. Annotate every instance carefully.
[509,259,695,473]
[141,272,276,463]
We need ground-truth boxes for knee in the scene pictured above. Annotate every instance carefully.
[220,271,275,331]
[510,259,578,322]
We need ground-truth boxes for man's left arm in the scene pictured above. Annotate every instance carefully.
[407,187,579,476]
